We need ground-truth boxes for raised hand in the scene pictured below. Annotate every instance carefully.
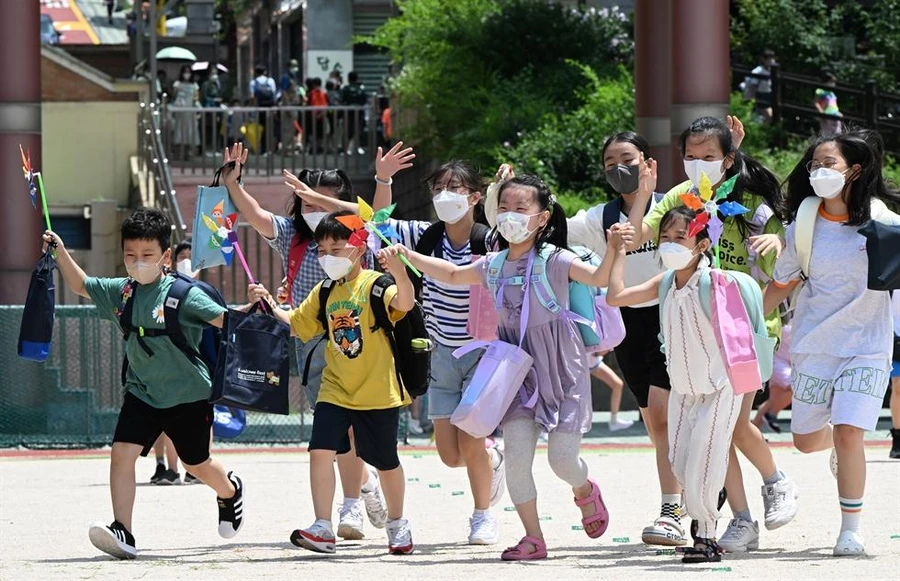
[638,153,657,196]
[375,141,416,181]
[608,223,634,250]
[494,163,514,184]
[42,230,63,252]
[727,115,745,149]
[282,169,317,199]
[748,233,783,257]
[222,142,248,185]
[248,282,273,304]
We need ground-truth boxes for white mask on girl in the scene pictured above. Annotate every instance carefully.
[432,190,470,224]
[809,167,847,199]
[496,212,539,244]
[302,211,329,232]
[683,158,726,189]
[658,242,699,271]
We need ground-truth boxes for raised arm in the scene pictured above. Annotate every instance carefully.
[372,141,415,212]
[605,234,663,307]
[380,244,483,287]
[567,223,634,288]
[377,245,416,312]
[222,143,276,239]
[42,232,89,298]
[625,154,659,249]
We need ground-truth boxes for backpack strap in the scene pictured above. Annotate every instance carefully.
[469,222,490,256]
[485,250,510,299]
[657,270,676,351]
[162,272,203,363]
[414,222,446,258]
[286,233,311,299]
[303,279,335,387]
[795,196,822,280]
[368,274,407,396]
[602,198,622,241]
[487,246,562,315]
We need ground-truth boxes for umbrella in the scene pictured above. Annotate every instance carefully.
[156,46,197,62]
[192,61,229,73]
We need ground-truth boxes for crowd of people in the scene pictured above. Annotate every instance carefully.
[41,113,900,564]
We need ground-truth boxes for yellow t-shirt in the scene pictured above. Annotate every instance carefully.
[290,269,411,410]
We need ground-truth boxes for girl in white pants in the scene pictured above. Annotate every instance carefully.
[608,206,766,563]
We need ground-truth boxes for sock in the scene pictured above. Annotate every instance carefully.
[734,508,752,522]
[660,493,682,522]
[156,457,165,466]
[313,518,334,533]
[342,497,360,511]
[610,413,619,424]
[839,497,863,532]
[489,447,501,470]
[763,469,785,485]
[472,509,488,518]
[361,469,376,493]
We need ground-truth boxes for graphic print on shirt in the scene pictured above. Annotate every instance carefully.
[152,304,165,324]
[328,299,364,359]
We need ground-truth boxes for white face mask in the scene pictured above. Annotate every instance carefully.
[302,211,328,233]
[432,190,470,224]
[683,158,726,189]
[496,212,538,244]
[176,259,193,276]
[809,167,846,199]
[318,254,354,280]
[658,242,699,271]
[125,256,164,285]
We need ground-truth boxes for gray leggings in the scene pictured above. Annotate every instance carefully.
[503,417,589,505]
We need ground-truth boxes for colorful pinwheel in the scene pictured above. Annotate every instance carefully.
[19,144,52,231]
[680,173,748,267]
[337,198,422,277]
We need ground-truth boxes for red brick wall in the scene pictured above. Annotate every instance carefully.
[42,56,136,102]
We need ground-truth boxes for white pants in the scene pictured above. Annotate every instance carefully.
[668,386,742,539]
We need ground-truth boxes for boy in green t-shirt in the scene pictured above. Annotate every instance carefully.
[43,208,246,560]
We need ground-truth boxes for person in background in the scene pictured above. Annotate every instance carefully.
[105,0,115,25]
[249,65,277,154]
[814,71,843,136]
[171,65,200,161]
[743,49,776,124]
[753,323,793,434]
[589,354,634,432]
[341,71,369,155]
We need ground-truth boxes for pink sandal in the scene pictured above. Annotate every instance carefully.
[500,536,547,561]
[575,478,609,539]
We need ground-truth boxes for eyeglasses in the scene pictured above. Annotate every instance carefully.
[806,159,842,173]
[429,183,469,194]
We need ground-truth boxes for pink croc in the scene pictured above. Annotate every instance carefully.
[500,535,547,561]
[575,478,609,539]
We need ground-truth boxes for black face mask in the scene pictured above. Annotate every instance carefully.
[605,163,641,194]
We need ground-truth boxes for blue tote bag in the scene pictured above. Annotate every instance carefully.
[191,162,239,271]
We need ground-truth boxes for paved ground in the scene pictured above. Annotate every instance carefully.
[1,439,898,580]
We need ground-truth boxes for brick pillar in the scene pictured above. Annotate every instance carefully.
[0,0,43,304]
[635,0,673,190]
[670,0,730,181]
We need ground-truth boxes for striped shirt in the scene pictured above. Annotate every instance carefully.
[388,219,481,348]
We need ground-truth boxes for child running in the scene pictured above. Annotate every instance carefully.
[607,206,772,563]
[43,209,245,560]
[382,160,506,544]
[763,129,900,556]
[383,175,614,561]
[248,211,416,555]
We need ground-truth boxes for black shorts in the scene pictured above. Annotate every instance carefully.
[613,305,671,408]
[113,392,213,466]
[309,402,400,471]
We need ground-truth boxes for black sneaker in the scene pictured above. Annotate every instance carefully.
[88,520,136,559]
[154,469,181,485]
[764,412,782,433]
[217,471,244,539]
[184,472,202,484]
[149,463,166,484]
[890,428,900,459]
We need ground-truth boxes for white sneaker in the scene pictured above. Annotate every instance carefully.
[489,446,506,507]
[717,518,759,552]
[833,529,865,556]
[761,477,799,530]
[290,521,337,554]
[386,518,414,555]
[337,501,365,540]
[361,468,388,529]
[408,419,424,435]
[641,516,688,546]
[468,512,499,545]
[830,448,839,479]
[609,418,634,432]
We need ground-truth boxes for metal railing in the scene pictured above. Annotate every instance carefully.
[137,101,190,242]
[160,104,379,179]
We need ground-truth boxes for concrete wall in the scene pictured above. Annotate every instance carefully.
[41,102,138,209]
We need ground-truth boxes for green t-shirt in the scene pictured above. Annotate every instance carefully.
[85,276,226,408]
[645,180,786,339]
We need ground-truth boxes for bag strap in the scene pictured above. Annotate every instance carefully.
[795,196,822,280]
[602,198,622,241]
[469,222,490,256]
[210,161,242,188]
[162,273,204,364]
[369,274,407,397]
[287,233,311,299]
[303,279,336,387]
[414,222,446,258]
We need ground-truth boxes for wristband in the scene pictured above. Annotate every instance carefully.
[374,175,393,186]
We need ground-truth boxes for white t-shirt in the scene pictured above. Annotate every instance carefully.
[568,195,665,308]
[774,207,900,359]
[747,65,772,95]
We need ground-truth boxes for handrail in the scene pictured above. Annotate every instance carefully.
[137,101,189,243]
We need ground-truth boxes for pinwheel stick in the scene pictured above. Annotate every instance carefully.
[368,225,422,278]
[226,231,267,310]
[36,173,52,231]
[713,244,721,269]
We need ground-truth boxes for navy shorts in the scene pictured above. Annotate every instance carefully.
[308,402,401,471]
[113,392,213,466]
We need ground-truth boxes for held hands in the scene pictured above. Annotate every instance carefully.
[748,233,784,258]
[376,244,410,275]
[727,115,745,149]
[607,223,635,252]
[375,141,416,182]
[222,143,248,186]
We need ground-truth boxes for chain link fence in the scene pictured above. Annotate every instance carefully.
[0,305,313,448]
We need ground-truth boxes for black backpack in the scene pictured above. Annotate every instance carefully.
[411,221,490,298]
[601,193,665,240]
[117,271,226,386]
[303,274,431,399]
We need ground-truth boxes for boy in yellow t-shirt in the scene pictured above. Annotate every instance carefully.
[249,211,416,556]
